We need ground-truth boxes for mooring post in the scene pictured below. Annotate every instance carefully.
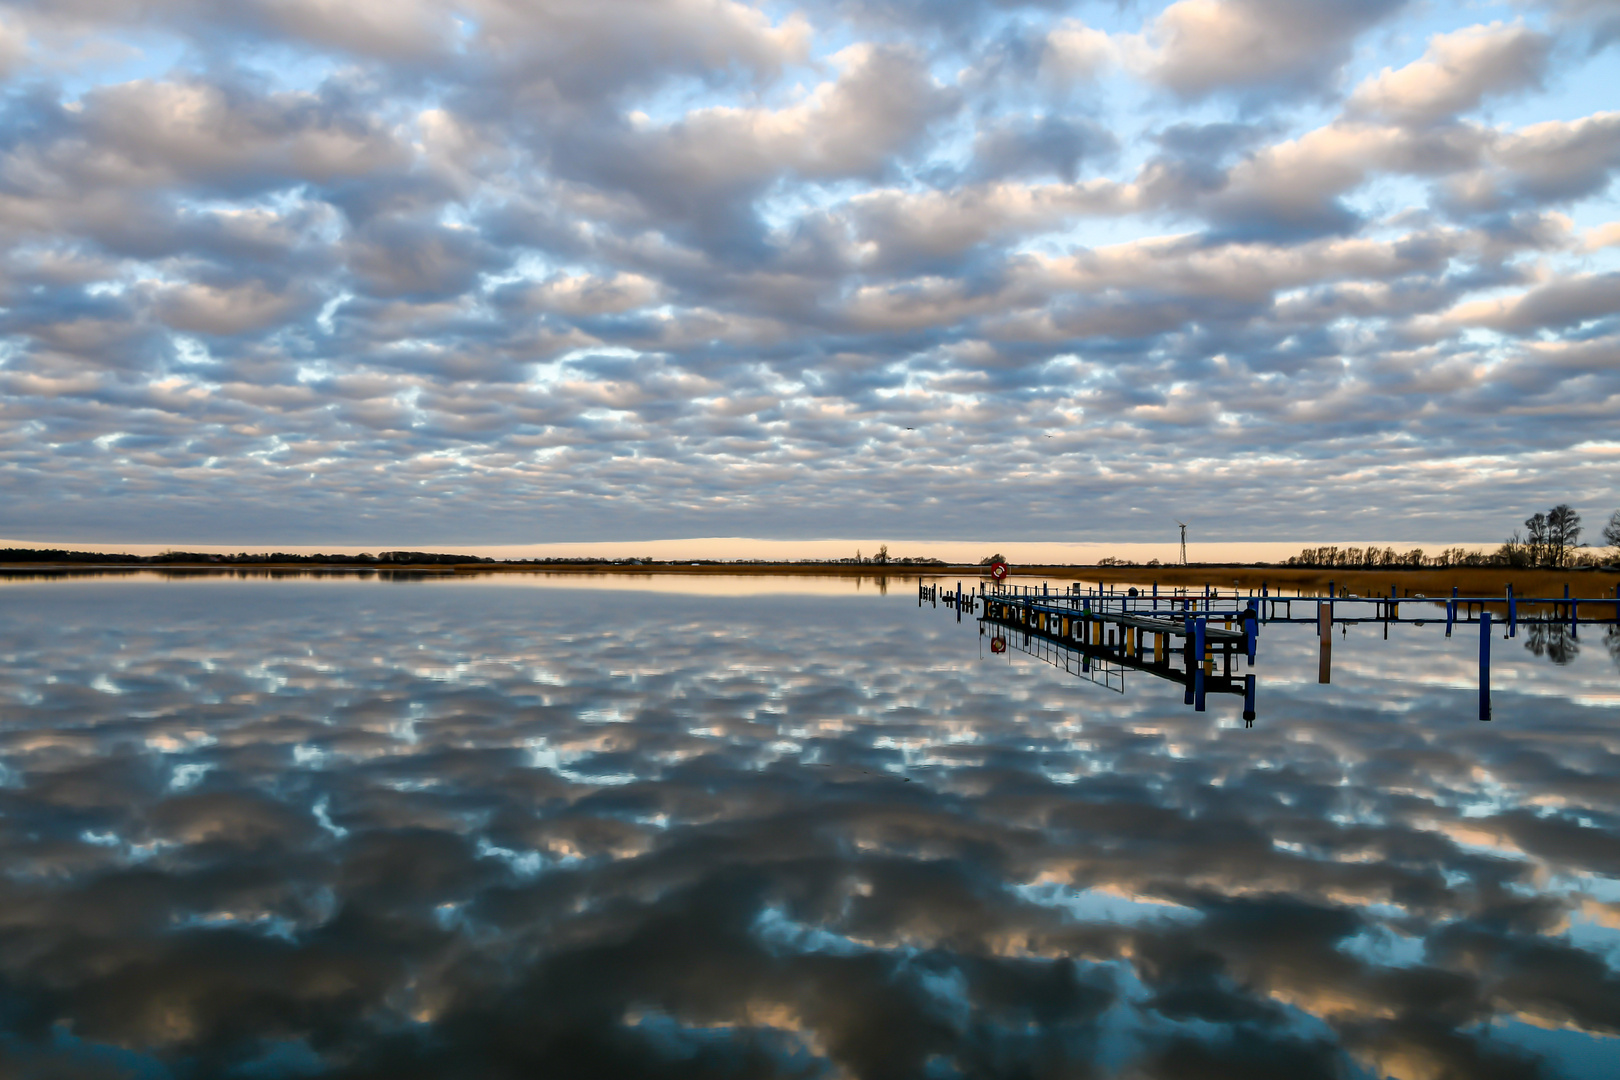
[1445,597,1454,637]
[957,581,963,622]
[1479,612,1492,722]
[1507,585,1516,638]
[1615,584,1619,623]
[1244,600,1258,663]
[1329,581,1335,598]
[1183,618,1195,706]
[1243,674,1256,727]
[1570,597,1578,635]
[1193,618,1207,711]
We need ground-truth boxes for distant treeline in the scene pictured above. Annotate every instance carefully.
[1286,504,1620,570]
[0,548,951,568]
[0,549,501,565]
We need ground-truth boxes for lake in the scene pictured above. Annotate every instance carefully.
[1,573,1617,1079]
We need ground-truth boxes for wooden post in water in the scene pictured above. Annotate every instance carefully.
[1193,619,1207,711]
[1479,612,1492,722]
[1318,600,1332,684]
[1244,600,1258,663]
[1183,618,1195,706]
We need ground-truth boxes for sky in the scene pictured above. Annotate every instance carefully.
[1,0,1618,551]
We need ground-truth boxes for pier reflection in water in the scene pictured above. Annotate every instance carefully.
[0,574,1618,1079]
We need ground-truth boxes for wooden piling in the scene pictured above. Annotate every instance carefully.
[1193,619,1207,711]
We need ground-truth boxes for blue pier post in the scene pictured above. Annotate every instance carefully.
[1243,674,1256,727]
[1479,612,1492,722]
[1193,618,1207,712]
[1615,584,1619,623]
[1570,597,1577,635]
[956,581,962,622]
[1183,616,1195,705]
[1445,597,1454,637]
[1329,581,1335,598]
[1507,585,1517,638]
[1244,600,1258,664]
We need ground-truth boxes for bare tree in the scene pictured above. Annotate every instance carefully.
[1604,509,1620,553]
[874,544,889,565]
[1546,504,1581,567]
[1524,512,1549,565]
[1499,528,1529,568]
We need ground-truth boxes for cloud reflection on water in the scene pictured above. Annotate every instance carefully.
[0,577,1617,1078]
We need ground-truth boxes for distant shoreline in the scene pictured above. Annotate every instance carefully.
[3,556,1616,596]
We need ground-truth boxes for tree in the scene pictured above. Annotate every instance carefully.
[1524,512,1549,566]
[1604,509,1620,553]
[1499,529,1529,568]
[978,552,1006,565]
[1546,504,1581,567]
[874,544,889,565]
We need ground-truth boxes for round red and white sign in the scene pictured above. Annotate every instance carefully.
[989,561,1009,581]
[990,637,1007,654]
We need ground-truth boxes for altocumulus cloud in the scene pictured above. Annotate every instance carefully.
[0,0,1617,545]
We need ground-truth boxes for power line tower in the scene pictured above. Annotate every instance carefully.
[1176,521,1188,565]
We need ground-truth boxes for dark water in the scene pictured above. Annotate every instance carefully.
[1,575,1617,1079]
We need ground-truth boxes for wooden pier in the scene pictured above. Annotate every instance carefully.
[922,578,1620,726]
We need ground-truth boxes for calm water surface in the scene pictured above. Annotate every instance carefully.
[2,575,1618,1079]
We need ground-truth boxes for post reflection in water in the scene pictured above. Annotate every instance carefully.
[0,575,1618,1079]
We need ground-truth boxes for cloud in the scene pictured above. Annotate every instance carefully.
[1134,0,1407,100]
[1579,221,1620,251]
[1432,272,1620,334]
[1349,22,1553,128]
[1443,112,1620,212]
